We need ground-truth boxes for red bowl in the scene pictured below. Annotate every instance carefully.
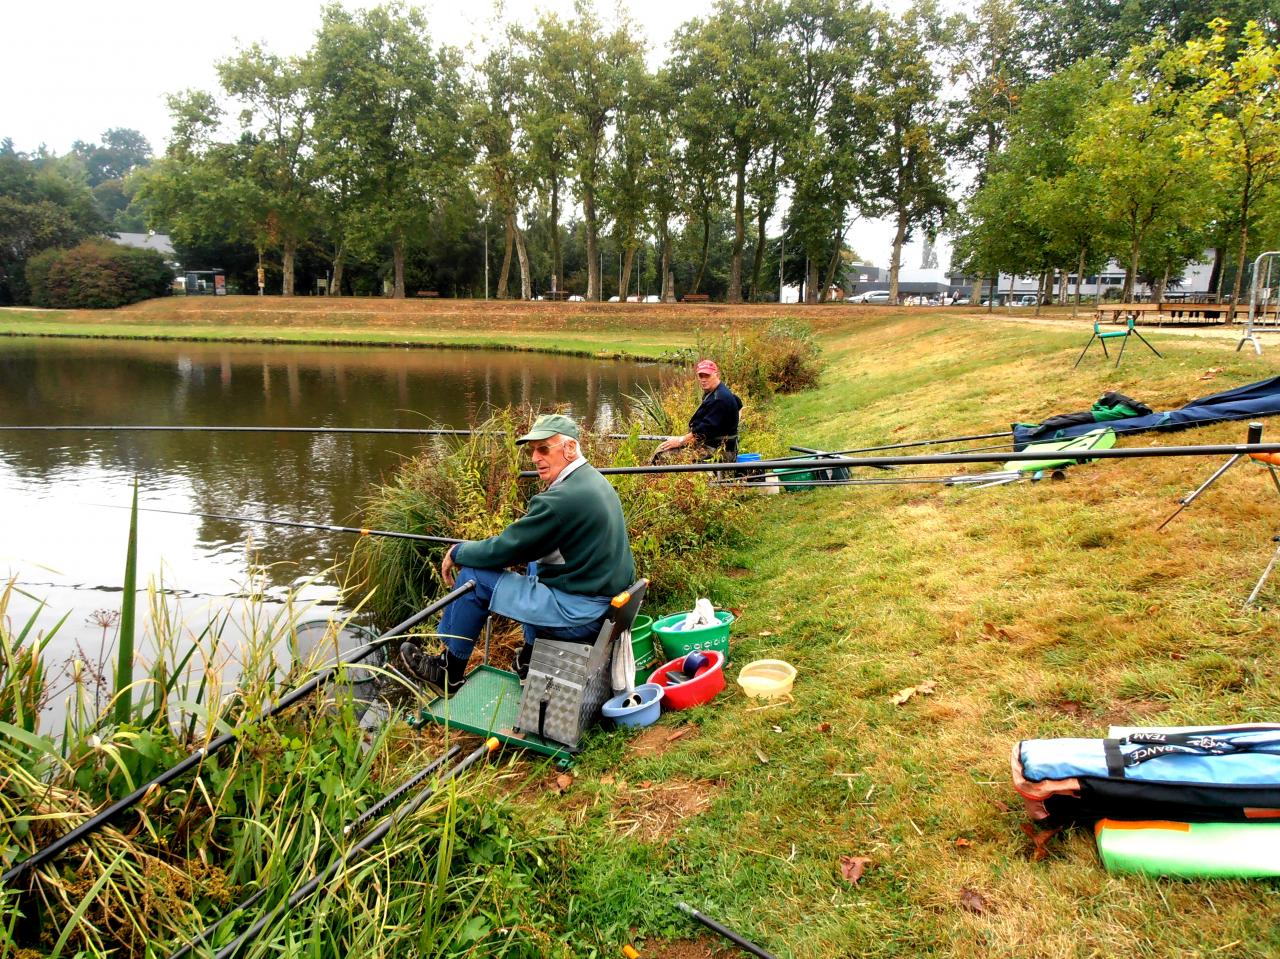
[647,650,726,710]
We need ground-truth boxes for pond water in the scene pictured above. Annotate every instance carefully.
[0,337,663,715]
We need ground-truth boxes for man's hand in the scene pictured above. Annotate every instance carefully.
[441,544,459,587]
[655,435,685,455]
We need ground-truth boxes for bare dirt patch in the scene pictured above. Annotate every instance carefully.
[626,724,701,759]
[609,778,718,842]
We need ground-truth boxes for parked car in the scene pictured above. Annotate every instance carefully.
[1014,294,1039,306]
[852,290,892,304]
[568,294,585,301]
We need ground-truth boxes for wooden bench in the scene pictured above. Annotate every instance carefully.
[414,290,439,298]
[542,290,571,301]
[681,293,711,303]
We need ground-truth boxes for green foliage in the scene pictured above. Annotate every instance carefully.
[678,319,825,398]
[349,406,751,625]
[25,239,171,309]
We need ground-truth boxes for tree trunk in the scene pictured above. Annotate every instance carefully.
[549,172,561,292]
[1034,272,1044,316]
[659,216,674,302]
[1153,267,1168,305]
[1232,219,1250,310]
[584,184,599,301]
[329,246,345,297]
[1208,245,1224,301]
[620,246,635,301]
[888,214,908,304]
[692,212,710,294]
[1005,272,1014,309]
[986,275,995,312]
[728,159,746,304]
[1124,230,1143,303]
[514,222,532,300]
[496,213,515,299]
[806,258,819,304]
[971,276,983,307]
[820,227,844,301]
[750,200,769,302]
[1073,248,1085,317]
[282,239,296,296]
[392,234,405,299]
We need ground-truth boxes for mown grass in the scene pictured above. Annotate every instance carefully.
[487,313,1280,957]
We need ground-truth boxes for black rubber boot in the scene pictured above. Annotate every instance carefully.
[512,643,533,681]
[400,644,467,695]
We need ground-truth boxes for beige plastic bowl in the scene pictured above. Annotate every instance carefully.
[736,659,797,699]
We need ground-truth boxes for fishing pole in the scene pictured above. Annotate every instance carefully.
[0,581,477,888]
[787,431,1010,457]
[196,738,501,959]
[677,901,778,959]
[90,503,464,545]
[521,442,1280,479]
[0,424,678,441]
[168,745,463,959]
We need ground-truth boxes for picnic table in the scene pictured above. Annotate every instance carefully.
[1093,302,1274,326]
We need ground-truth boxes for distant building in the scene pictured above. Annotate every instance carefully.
[993,252,1216,304]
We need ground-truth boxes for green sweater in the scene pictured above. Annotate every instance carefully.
[453,462,635,597]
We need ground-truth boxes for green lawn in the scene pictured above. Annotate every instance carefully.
[498,311,1280,957]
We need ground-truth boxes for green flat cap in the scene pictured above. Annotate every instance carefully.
[516,413,581,444]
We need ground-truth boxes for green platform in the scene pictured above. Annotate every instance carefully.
[413,665,573,763]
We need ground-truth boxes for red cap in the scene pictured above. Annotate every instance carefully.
[695,360,719,374]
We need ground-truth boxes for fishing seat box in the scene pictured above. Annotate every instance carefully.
[1012,724,1280,825]
[514,579,647,750]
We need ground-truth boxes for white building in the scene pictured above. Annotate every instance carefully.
[994,252,1216,303]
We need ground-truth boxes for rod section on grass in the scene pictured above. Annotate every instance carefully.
[90,503,464,545]
[0,581,477,888]
[677,902,779,959]
[519,442,1280,479]
[203,738,500,959]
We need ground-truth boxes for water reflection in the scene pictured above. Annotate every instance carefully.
[0,338,664,707]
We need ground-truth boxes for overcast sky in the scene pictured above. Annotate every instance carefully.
[4,0,945,271]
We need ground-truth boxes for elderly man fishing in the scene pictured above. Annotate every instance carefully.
[653,359,743,460]
[401,413,635,695]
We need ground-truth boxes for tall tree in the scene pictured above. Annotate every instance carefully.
[1176,19,1280,307]
[862,3,952,304]
[70,128,153,187]
[310,3,469,298]
[217,45,315,296]
[521,2,645,301]
[669,0,785,303]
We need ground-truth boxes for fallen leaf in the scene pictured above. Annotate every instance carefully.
[992,799,1011,813]
[1199,367,1224,380]
[817,722,832,734]
[1020,822,1061,861]
[665,728,691,743]
[959,887,990,914]
[639,779,653,788]
[891,686,918,705]
[600,775,615,785]
[954,837,974,849]
[916,680,937,695]
[753,747,770,764]
[548,773,573,795]
[772,725,783,733]
[839,855,871,883]
[759,630,774,637]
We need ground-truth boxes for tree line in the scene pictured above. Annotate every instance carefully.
[4,0,1278,307]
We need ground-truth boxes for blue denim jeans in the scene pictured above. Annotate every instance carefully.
[438,567,604,660]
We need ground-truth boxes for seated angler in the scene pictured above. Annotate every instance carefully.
[652,359,743,461]
[401,413,636,695]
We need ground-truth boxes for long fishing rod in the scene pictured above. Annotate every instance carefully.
[90,503,463,545]
[0,424,677,441]
[0,581,477,888]
[786,431,1011,457]
[168,745,463,959]
[523,441,1280,479]
[197,738,501,959]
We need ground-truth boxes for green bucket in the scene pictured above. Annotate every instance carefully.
[631,614,656,688]
[653,609,734,661]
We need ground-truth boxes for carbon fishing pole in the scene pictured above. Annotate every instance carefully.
[677,901,779,959]
[167,745,463,959]
[521,442,1280,479]
[90,503,464,545]
[0,424,678,441]
[195,737,501,959]
[0,580,477,888]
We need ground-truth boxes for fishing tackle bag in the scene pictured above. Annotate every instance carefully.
[1012,725,1280,825]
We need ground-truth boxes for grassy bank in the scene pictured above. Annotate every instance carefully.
[493,312,1280,957]
[0,297,876,359]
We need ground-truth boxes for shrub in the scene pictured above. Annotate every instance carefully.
[348,407,751,626]
[666,318,824,398]
[25,239,172,308]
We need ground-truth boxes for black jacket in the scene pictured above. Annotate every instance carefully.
[688,382,742,454]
